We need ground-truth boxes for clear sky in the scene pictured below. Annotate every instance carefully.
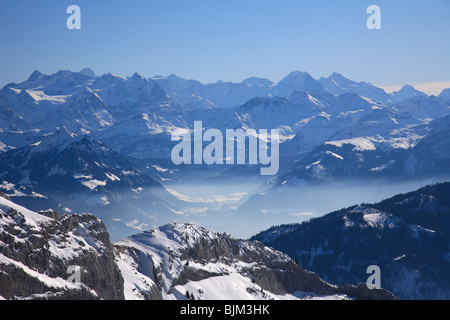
[1,0,449,94]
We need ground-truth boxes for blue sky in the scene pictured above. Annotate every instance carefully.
[1,0,449,94]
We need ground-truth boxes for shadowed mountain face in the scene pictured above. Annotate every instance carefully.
[251,182,450,300]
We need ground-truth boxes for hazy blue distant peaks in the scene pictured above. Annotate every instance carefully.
[27,70,44,82]
[276,71,328,97]
[80,67,96,78]
[390,84,427,102]
[439,88,450,100]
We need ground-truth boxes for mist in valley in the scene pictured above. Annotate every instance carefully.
[153,174,448,240]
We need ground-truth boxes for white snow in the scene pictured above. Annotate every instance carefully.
[325,151,344,160]
[105,172,120,181]
[114,248,156,300]
[0,254,81,290]
[113,223,350,301]
[0,195,52,229]
[81,179,106,190]
[326,137,376,151]
[26,90,69,104]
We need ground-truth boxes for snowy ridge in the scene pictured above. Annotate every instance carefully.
[114,222,395,300]
[0,194,124,300]
[0,194,395,300]
[0,191,52,230]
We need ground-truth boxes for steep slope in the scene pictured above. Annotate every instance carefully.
[0,193,124,300]
[0,195,395,300]
[251,182,450,300]
[318,72,392,104]
[0,127,161,194]
[392,95,450,121]
[155,71,398,110]
[400,115,450,177]
[0,69,179,136]
[0,101,31,132]
[390,85,428,103]
[114,222,395,300]
[0,179,63,213]
[0,100,34,152]
[235,89,377,146]
[274,112,450,186]
[439,88,450,101]
[275,71,330,98]
[0,127,184,240]
[93,112,189,160]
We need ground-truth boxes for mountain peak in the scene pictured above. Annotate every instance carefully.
[27,70,43,82]
[396,84,418,93]
[283,70,312,79]
[37,126,78,151]
[18,89,37,104]
[129,72,147,82]
[439,88,450,100]
[51,126,78,140]
[329,72,348,80]
[241,77,273,86]
[80,68,96,78]
[391,84,427,102]
[98,72,125,82]
[276,71,327,97]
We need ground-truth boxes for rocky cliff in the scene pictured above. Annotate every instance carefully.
[0,193,124,300]
[114,223,396,300]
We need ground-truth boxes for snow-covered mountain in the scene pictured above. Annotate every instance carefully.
[0,101,34,152]
[0,68,445,163]
[0,127,159,193]
[275,71,330,98]
[0,127,184,240]
[318,72,393,104]
[0,68,449,240]
[153,74,275,109]
[93,112,189,160]
[0,101,31,133]
[319,74,428,105]
[236,107,449,226]
[0,179,63,213]
[0,193,395,300]
[390,85,428,103]
[0,192,124,299]
[251,182,450,300]
[0,69,178,136]
[274,109,450,186]
[114,222,395,300]
[440,88,450,101]
[155,71,409,110]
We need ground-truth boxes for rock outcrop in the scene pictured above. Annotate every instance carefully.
[0,194,124,300]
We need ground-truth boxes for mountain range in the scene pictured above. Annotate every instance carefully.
[0,68,448,300]
[0,126,185,240]
[0,68,449,238]
[0,192,395,300]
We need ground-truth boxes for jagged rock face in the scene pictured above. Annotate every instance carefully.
[114,223,396,300]
[0,195,124,300]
